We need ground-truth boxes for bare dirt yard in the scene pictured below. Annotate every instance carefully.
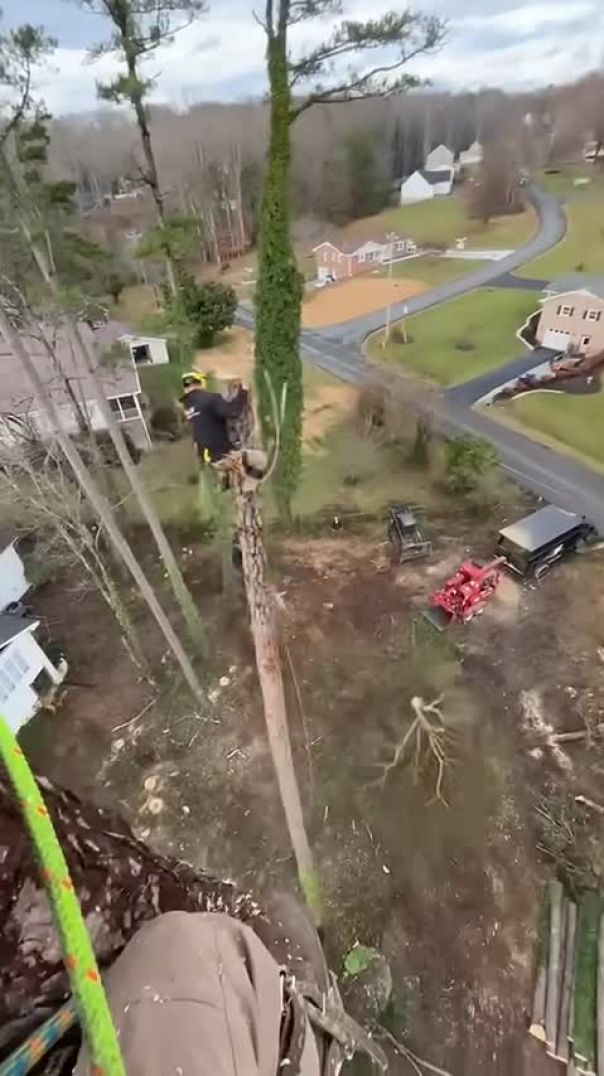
[302,275,428,328]
[20,491,604,1075]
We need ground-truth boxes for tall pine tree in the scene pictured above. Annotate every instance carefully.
[254,1,444,519]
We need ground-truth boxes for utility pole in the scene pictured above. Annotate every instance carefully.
[383,231,398,346]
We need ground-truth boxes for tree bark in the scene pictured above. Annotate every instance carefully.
[545,880,564,1052]
[0,304,205,706]
[73,321,207,657]
[232,469,320,923]
[556,900,577,1063]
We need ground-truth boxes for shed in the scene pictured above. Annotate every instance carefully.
[400,170,434,204]
[0,614,67,733]
[0,533,29,612]
[426,144,454,170]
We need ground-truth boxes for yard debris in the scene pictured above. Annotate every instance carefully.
[520,690,573,773]
[143,796,164,816]
[219,676,230,688]
[575,795,604,815]
[374,695,450,804]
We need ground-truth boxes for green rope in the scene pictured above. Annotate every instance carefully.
[0,714,125,1076]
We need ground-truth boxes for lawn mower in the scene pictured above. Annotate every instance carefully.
[387,503,432,563]
[423,557,505,631]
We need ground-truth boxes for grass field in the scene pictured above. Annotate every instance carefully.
[338,195,536,252]
[538,166,604,197]
[366,287,536,386]
[523,191,604,278]
[389,254,485,286]
[499,390,604,470]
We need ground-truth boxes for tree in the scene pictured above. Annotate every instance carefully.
[83,0,208,295]
[179,276,237,348]
[0,293,206,706]
[465,143,522,225]
[444,435,498,494]
[341,129,388,221]
[254,1,445,519]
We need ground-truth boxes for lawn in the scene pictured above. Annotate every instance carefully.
[538,166,604,197]
[337,195,536,252]
[366,287,537,386]
[522,192,604,279]
[389,254,486,286]
[499,390,604,470]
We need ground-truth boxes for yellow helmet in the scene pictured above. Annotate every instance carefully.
[182,371,206,389]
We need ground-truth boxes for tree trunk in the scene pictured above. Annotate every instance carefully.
[126,54,177,296]
[72,321,207,657]
[0,305,205,706]
[232,469,320,923]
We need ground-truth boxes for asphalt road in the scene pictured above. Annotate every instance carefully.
[239,186,604,528]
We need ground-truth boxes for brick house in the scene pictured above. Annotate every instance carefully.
[535,275,604,356]
[312,232,417,283]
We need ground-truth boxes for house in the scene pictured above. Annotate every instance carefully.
[458,140,483,169]
[400,168,454,204]
[313,232,417,283]
[0,319,154,451]
[0,533,29,612]
[533,275,604,356]
[425,144,455,171]
[0,612,67,733]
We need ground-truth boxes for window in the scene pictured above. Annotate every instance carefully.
[582,335,591,347]
[0,652,28,702]
[558,305,574,316]
[585,309,601,322]
[107,394,139,421]
[358,253,365,263]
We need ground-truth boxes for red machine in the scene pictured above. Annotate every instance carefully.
[424,557,505,630]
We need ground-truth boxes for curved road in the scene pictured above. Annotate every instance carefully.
[239,187,604,528]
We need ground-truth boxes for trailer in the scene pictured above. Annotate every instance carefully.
[496,506,596,580]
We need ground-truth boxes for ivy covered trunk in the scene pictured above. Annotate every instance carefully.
[254,29,303,522]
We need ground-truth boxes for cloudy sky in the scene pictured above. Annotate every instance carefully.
[3,0,604,115]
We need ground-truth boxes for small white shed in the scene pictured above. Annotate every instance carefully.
[0,536,29,612]
[0,615,67,733]
[122,334,170,367]
[459,141,483,168]
[400,170,434,205]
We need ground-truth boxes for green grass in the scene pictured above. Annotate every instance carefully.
[339,195,536,251]
[388,255,485,286]
[523,192,604,278]
[502,390,604,468]
[366,287,537,386]
[538,166,604,197]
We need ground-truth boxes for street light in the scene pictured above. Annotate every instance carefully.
[383,230,398,347]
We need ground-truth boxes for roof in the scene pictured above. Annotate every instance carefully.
[544,274,604,300]
[0,530,17,551]
[0,320,140,418]
[313,231,407,256]
[498,506,583,553]
[421,169,453,185]
[0,613,38,649]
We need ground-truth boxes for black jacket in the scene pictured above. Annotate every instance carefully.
[181,387,247,461]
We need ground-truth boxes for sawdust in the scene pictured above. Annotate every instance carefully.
[520,689,573,772]
[302,276,428,328]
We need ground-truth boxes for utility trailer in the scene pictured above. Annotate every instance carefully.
[496,506,596,580]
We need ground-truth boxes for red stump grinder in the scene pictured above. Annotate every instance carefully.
[423,557,505,631]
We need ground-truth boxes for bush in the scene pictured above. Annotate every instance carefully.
[444,435,498,494]
[150,405,184,441]
[76,429,142,468]
[179,276,237,348]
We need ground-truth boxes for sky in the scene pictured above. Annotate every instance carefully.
[3,0,604,115]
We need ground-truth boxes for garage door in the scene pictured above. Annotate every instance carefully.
[542,328,570,350]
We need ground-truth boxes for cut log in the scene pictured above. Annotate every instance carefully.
[545,881,565,1051]
[530,884,552,1041]
[597,915,604,1076]
[556,901,577,1062]
[574,891,601,1073]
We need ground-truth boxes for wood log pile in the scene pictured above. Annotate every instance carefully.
[530,881,604,1075]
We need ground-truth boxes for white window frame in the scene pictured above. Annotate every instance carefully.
[0,651,29,701]
[560,305,574,316]
[107,394,140,421]
[586,309,601,322]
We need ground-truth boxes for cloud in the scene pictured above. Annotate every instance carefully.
[27,0,604,114]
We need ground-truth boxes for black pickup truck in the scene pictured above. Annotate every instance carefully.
[496,505,596,580]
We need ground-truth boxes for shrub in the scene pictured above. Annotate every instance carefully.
[179,276,237,348]
[150,405,184,441]
[76,429,142,468]
[444,435,498,494]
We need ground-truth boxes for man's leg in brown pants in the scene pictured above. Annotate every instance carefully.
[75,911,321,1075]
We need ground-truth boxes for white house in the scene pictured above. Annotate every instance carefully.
[426,144,455,170]
[458,140,483,169]
[0,614,67,733]
[400,168,454,205]
[0,319,155,451]
[0,534,29,612]
[313,232,417,281]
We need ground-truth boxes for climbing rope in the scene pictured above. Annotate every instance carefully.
[0,999,77,1076]
[0,714,125,1076]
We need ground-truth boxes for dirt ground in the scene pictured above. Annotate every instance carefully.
[302,276,428,328]
[19,496,604,1075]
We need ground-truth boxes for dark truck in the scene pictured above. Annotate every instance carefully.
[496,505,596,580]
